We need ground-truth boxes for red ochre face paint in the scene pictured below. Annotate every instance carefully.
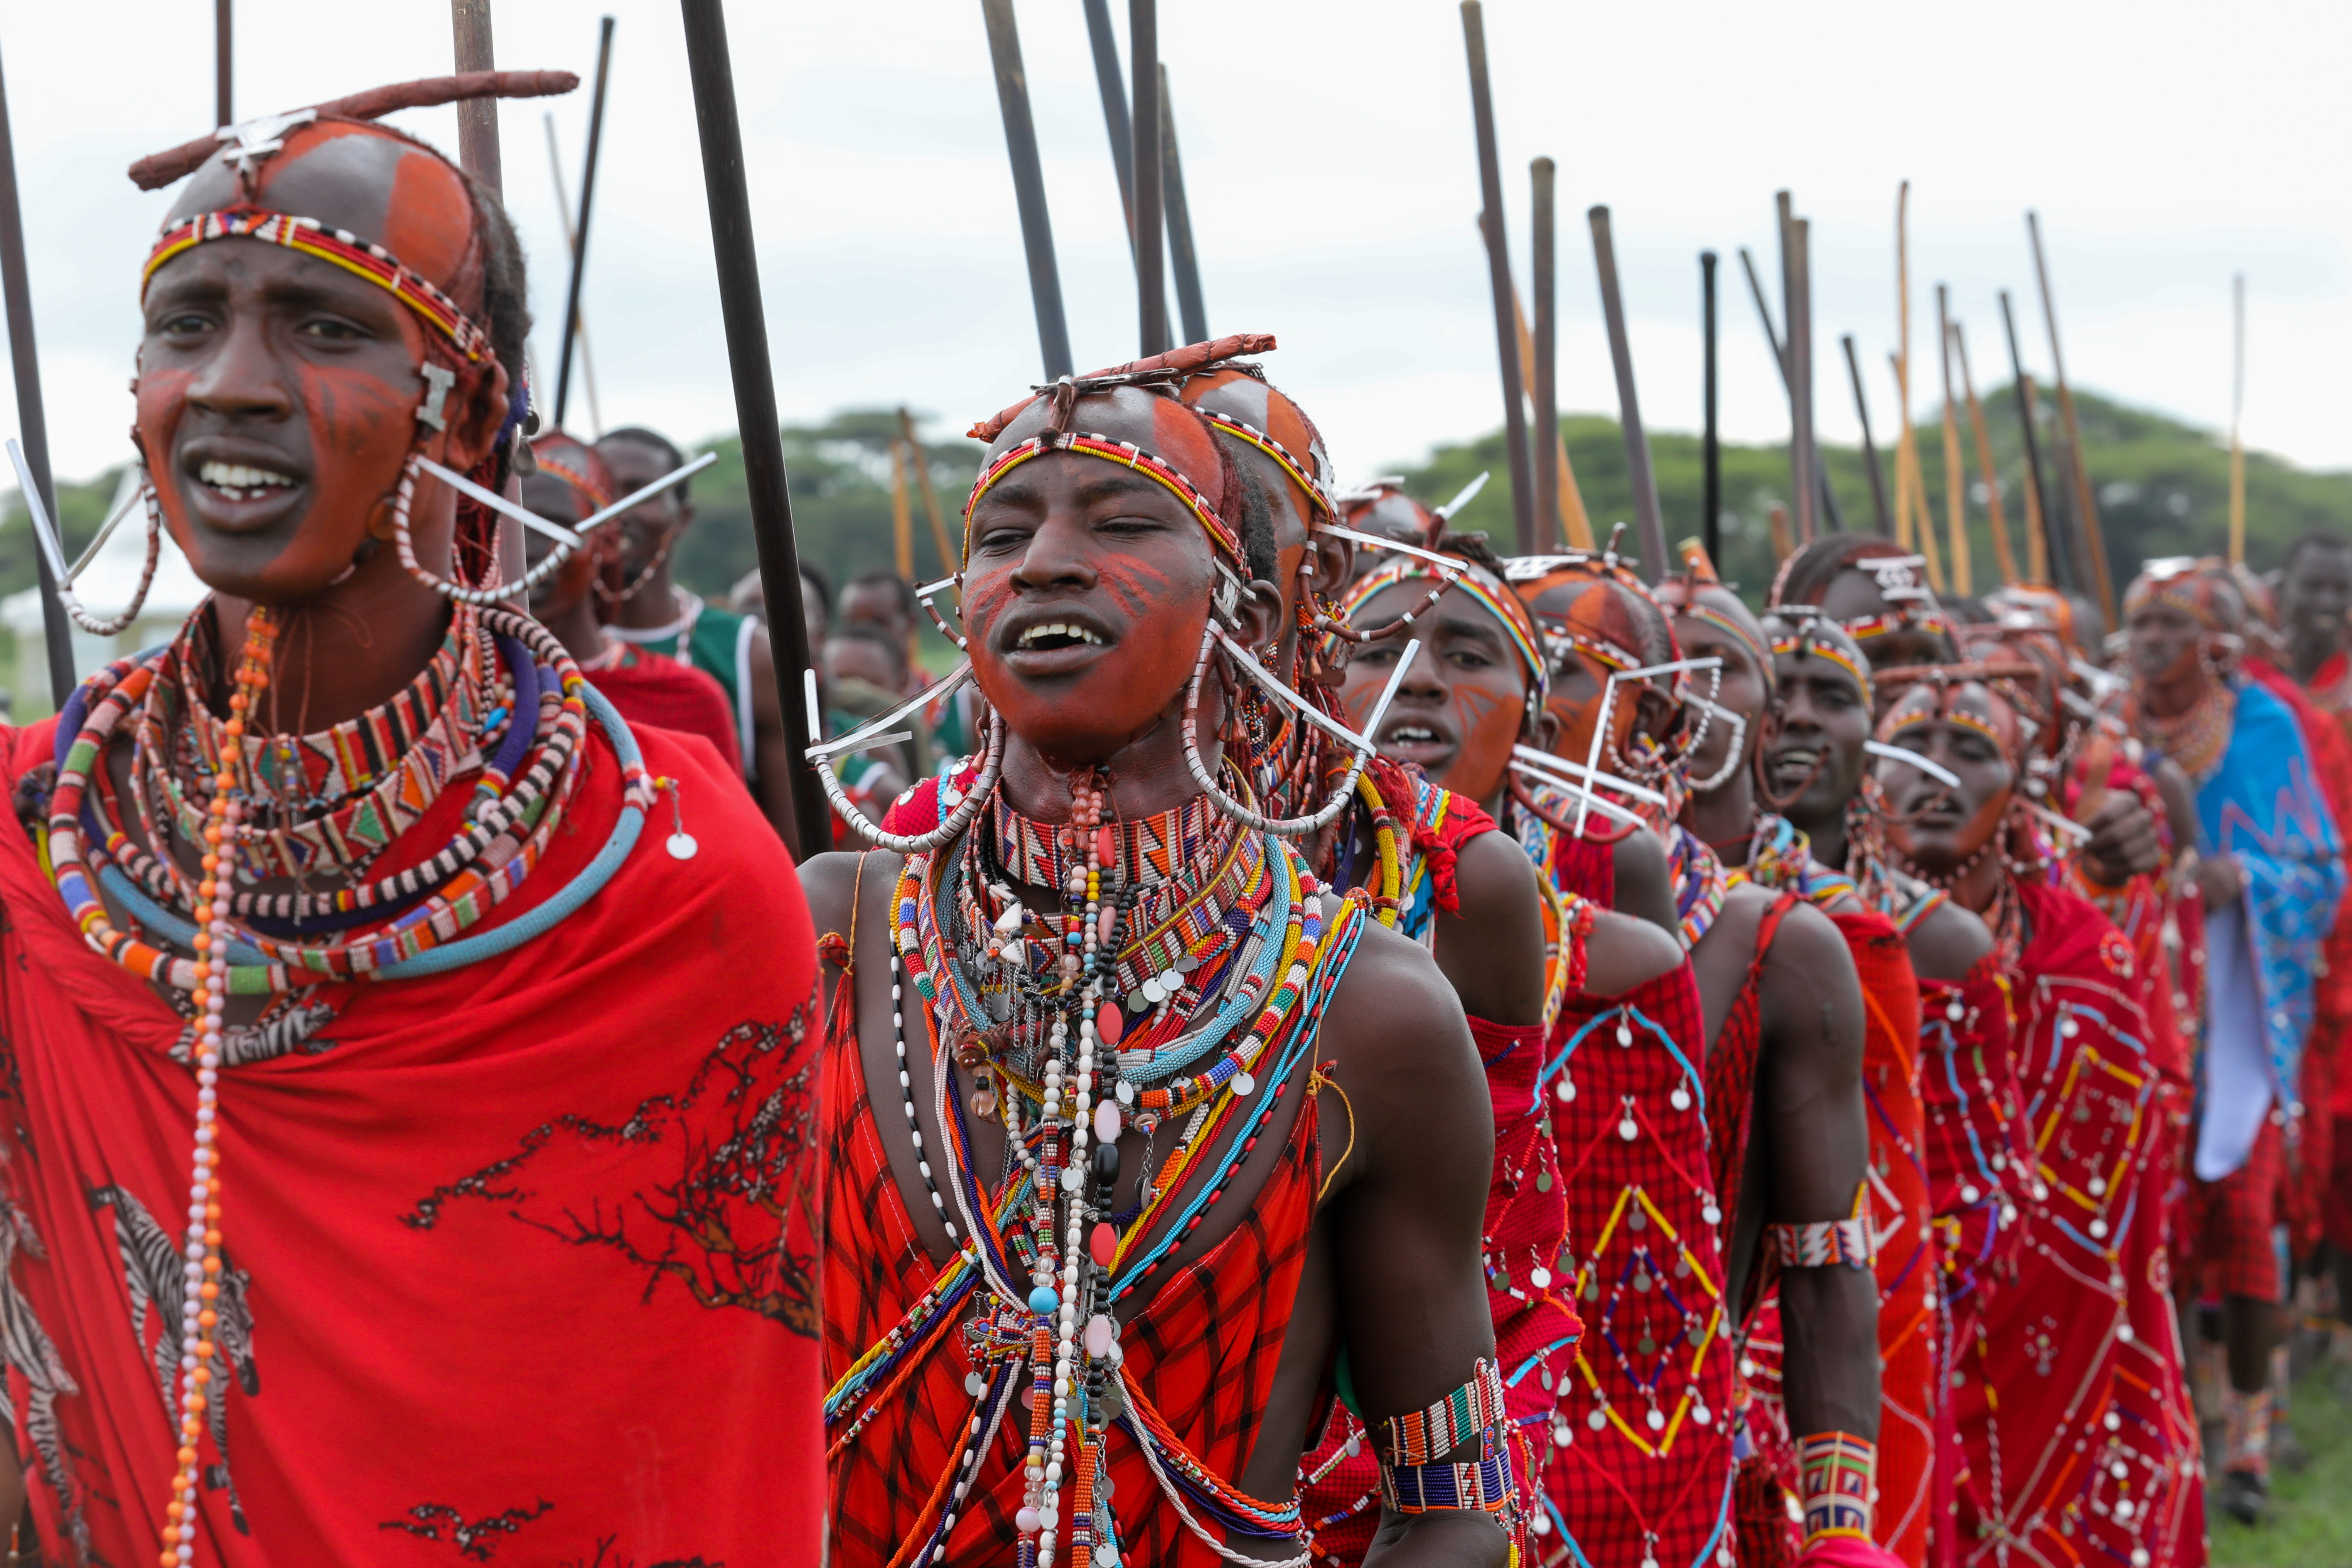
[1877,682,2018,875]
[1341,577,1530,804]
[1529,579,1647,765]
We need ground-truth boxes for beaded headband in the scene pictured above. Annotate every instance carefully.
[144,208,489,363]
[961,429,1246,575]
[1342,552,1548,703]
[1193,405,1334,521]
[1872,661,2046,763]
[531,447,612,512]
[1770,631,1873,708]
[2124,556,2236,633]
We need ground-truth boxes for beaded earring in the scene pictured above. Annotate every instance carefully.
[7,443,163,636]
[804,663,1007,855]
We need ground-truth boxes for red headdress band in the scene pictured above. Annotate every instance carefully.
[961,430,1246,573]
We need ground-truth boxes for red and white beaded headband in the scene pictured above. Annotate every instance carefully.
[961,430,1246,574]
[1192,406,1333,522]
[144,208,490,364]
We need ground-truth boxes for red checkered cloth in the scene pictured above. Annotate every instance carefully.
[2190,1111,2289,1304]
[1301,1014,1571,1564]
[1538,961,1736,1568]
[1951,879,2200,1568]
[1916,954,2024,1365]
[819,926,1324,1564]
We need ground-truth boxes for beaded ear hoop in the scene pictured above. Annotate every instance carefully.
[1682,695,1748,794]
[9,443,162,636]
[389,447,713,604]
[802,661,1007,855]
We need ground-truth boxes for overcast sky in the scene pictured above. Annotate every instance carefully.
[2,0,2344,492]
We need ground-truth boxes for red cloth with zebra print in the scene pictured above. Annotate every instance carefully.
[1538,959,1735,1568]
[0,715,823,1567]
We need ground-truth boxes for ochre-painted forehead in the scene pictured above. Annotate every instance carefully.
[165,120,482,314]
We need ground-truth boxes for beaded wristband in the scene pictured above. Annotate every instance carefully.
[1376,1358,1506,1465]
[1795,1430,1877,1543]
[1768,1182,1875,1270]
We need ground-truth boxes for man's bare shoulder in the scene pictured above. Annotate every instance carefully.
[802,848,904,961]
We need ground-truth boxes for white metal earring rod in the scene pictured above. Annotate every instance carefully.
[571,452,718,531]
[8,439,69,584]
[1434,470,1489,521]
[1507,755,1652,831]
[64,472,147,586]
[1864,739,1963,789]
[1214,631,1413,756]
[2023,798,2094,843]
[1511,744,1671,806]
[805,659,973,761]
[1316,523,1471,577]
[415,455,583,546]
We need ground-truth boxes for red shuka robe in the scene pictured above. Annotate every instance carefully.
[0,718,822,1567]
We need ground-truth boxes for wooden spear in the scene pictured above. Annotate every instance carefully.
[1780,194,1816,541]
[681,0,830,856]
[1999,289,2067,590]
[2026,212,2115,624]
[2230,273,2247,565]
[1888,357,1946,589]
[1736,246,1842,531]
[1891,180,1942,588]
[0,36,76,707]
[1935,288,1978,592]
[1080,0,1140,253]
[1532,158,1560,558]
[1841,334,1893,536]
[1505,274,1591,547]
[899,406,956,573]
[1703,251,1720,565]
[979,0,1073,380]
[1951,320,2018,586]
[450,0,503,192]
[544,115,604,435]
[553,14,614,430]
[1130,0,1167,357]
[1159,67,1206,345]
[1460,1,1536,554]
[1589,206,1666,582]
[216,0,232,127]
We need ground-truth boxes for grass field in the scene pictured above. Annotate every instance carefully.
[2211,1361,2352,1566]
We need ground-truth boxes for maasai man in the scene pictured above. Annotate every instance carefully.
[1326,531,1686,1564]
[1508,551,1886,1568]
[1874,661,2202,1563]
[1769,540,1959,673]
[1660,547,1938,1568]
[0,87,821,1564]
[521,430,742,772]
[2123,560,2344,1524]
[595,425,798,840]
[806,366,1520,1565]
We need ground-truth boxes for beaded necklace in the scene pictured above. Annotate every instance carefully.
[1666,826,1730,949]
[862,769,1359,1566]
[1730,814,1858,909]
[2130,678,2235,786]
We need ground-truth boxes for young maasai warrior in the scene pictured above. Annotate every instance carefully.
[1327,533,1686,1564]
[1768,540,1958,673]
[2124,560,2344,1522]
[595,425,798,839]
[521,430,743,772]
[806,372,1520,1565]
[0,93,821,1564]
[1507,553,1885,1568]
[1874,663,2203,1564]
[1659,552,1937,1568]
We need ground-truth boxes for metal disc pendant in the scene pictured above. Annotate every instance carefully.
[667,832,700,860]
[1669,1087,1691,1112]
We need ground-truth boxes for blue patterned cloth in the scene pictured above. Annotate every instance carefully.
[2185,678,2344,1174]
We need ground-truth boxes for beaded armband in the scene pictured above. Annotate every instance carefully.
[1768,1182,1875,1270]
[1795,1430,1877,1543]
[1373,1359,1517,1523]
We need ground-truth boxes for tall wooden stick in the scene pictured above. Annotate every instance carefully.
[1952,321,2018,587]
[1703,251,1720,566]
[980,0,1072,379]
[890,437,914,583]
[0,37,74,707]
[1460,1,1536,554]
[1936,288,1977,591]
[1159,67,1206,346]
[900,406,955,573]
[2230,273,2247,565]
[1841,334,1893,536]
[1531,158,1559,559]
[1737,246,1843,532]
[553,14,613,429]
[216,0,233,127]
[1890,353,1946,591]
[1507,281,1591,548]
[1999,290,2065,590]
[680,0,829,856]
[450,0,503,193]
[2027,212,2115,623]
[1780,194,1816,541]
[543,115,604,435]
[1590,206,1665,582]
[1130,0,1166,357]
[1080,0,1138,253]
[1892,180,1941,589]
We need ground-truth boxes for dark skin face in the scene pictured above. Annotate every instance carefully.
[1816,568,1956,669]
[2282,541,2352,682]
[594,433,693,620]
[838,582,917,649]
[520,472,608,661]
[1763,636,1871,851]
[1668,600,1771,859]
[801,395,1510,1563]
[1342,579,1549,814]
[1877,684,2015,909]
[824,634,905,695]
[134,143,508,735]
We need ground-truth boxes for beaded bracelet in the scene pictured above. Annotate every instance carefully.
[1376,1358,1507,1465]
[1767,1181,1875,1270]
[1795,1430,1877,1543]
